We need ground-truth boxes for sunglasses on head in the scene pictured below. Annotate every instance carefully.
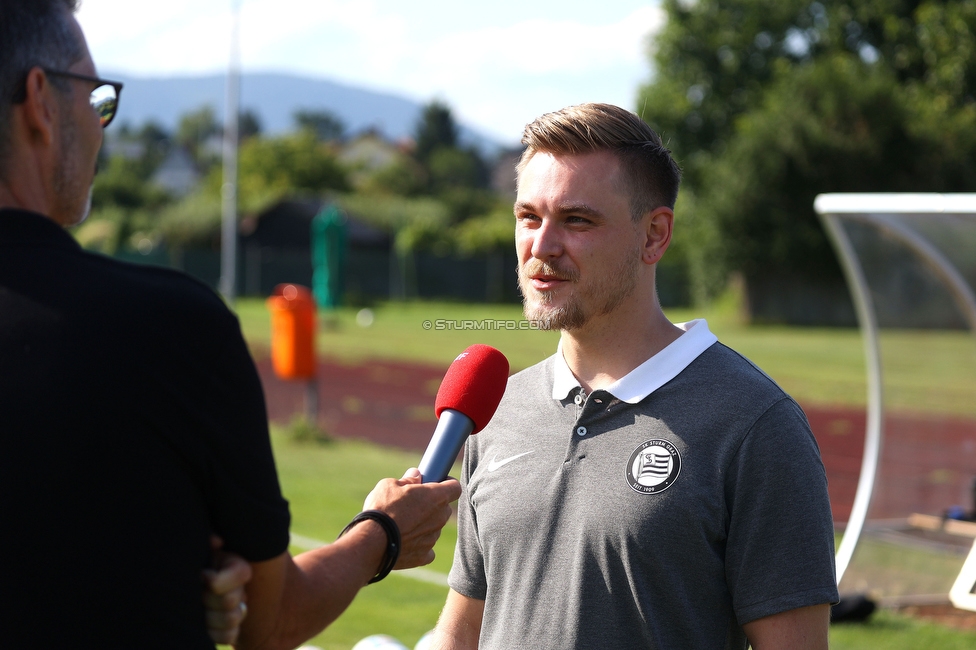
[11,68,124,128]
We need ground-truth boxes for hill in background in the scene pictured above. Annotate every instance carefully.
[105,71,505,153]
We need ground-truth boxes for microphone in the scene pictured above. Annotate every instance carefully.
[418,344,509,482]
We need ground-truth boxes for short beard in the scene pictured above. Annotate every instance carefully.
[517,249,641,331]
[518,260,578,330]
[526,297,586,332]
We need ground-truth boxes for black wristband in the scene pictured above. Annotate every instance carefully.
[338,509,401,584]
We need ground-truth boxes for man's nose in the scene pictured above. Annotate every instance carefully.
[529,219,563,260]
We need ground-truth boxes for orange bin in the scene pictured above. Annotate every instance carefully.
[266,284,317,380]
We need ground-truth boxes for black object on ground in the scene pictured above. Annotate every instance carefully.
[831,594,877,623]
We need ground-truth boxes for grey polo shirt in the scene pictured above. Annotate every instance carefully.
[450,320,838,649]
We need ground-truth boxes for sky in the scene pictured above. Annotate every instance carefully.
[76,0,666,145]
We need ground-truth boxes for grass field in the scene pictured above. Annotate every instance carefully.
[839,535,967,598]
[236,296,869,405]
[238,296,976,416]
[829,609,976,649]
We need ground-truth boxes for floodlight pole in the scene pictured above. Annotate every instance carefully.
[219,0,241,303]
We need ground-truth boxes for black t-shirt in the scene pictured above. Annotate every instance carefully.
[0,210,290,648]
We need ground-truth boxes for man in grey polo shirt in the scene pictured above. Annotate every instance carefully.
[429,103,838,649]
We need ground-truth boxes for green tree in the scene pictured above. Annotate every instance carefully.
[409,100,490,199]
[414,100,458,163]
[361,154,429,197]
[640,0,948,165]
[133,120,171,174]
[155,191,223,247]
[427,147,489,195]
[638,0,976,310]
[235,131,350,206]
[175,106,221,165]
[453,205,515,255]
[347,99,503,256]
[239,109,263,140]
[697,58,902,285]
[92,155,170,210]
[294,109,346,142]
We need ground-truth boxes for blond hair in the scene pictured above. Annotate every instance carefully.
[517,103,681,217]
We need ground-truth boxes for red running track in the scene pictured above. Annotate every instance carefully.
[257,357,976,524]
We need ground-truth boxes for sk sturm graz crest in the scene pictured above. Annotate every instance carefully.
[626,439,681,494]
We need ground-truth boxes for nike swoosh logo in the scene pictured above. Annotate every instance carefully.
[487,451,534,472]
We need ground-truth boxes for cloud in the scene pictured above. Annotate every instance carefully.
[401,6,665,139]
[75,0,665,142]
[79,1,234,74]
[240,0,411,76]
[423,6,664,80]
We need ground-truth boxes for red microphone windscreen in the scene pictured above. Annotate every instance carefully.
[434,344,510,434]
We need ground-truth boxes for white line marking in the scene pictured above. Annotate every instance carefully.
[289,532,450,587]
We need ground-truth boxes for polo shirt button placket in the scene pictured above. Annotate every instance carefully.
[573,390,586,421]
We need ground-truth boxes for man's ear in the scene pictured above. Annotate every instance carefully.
[640,206,674,266]
[19,67,59,148]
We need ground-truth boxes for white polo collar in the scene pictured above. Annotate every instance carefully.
[552,319,718,403]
